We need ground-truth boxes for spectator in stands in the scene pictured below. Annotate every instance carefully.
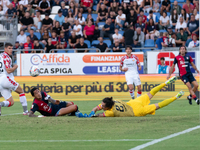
[160,0,171,15]
[33,11,42,32]
[0,0,10,14]
[142,0,152,13]
[0,5,3,19]
[38,0,51,15]
[183,0,194,14]
[121,3,129,16]
[41,13,53,33]
[93,24,100,40]
[121,0,133,7]
[100,18,115,42]
[6,3,16,19]
[157,57,169,74]
[95,37,108,52]
[18,0,28,9]
[44,38,55,53]
[175,16,187,32]
[22,36,34,53]
[67,10,75,26]
[51,31,58,47]
[75,37,88,53]
[80,0,93,14]
[59,2,68,17]
[132,1,140,14]
[147,10,159,25]
[135,16,146,33]
[193,8,199,21]
[155,32,164,50]
[176,28,187,46]
[86,14,94,25]
[170,0,181,15]
[33,39,43,53]
[28,29,38,43]
[73,20,83,38]
[193,0,199,11]
[170,9,178,29]
[20,11,34,32]
[68,31,79,48]
[13,41,21,50]
[167,26,174,37]
[26,3,34,18]
[112,28,123,44]
[69,2,78,17]
[115,9,126,30]
[31,0,40,10]
[137,10,147,23]
[125,9,137,28]
[16,30,27,47]
[54,10,64,26]
[52,21,62,36]
[109,40,123,52]
[186,14,199,36]
[162,32,169,46]
[110,0,120,8]
[83,20,95,43]
[178,9,189,23]
[168,33,176,47]
[136,0,144,6]
[96,4,108,23]
[146,19,157,40]
[110,1,119,14]
[152,0,159,13]
[17,4,25,22]
[57,31,67,49]
[159,12,170,30]
[123,25,134,46]
[62,17,71,41]
[41,30,49,45]
[133,27,144,48]
[54,0,61,6]
[76,12,85,26]
[188,33,199,48]
[109,10,116,24]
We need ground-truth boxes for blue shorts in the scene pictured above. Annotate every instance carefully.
[180,73,196,84]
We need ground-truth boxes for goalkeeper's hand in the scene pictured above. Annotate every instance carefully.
[88,111,95,117]
[75,112,88,118]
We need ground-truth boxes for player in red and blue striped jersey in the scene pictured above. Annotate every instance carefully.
[167,46,199,105]
[29,87,79,117]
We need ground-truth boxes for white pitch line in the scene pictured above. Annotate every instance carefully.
[130,125,200,150]
[0,139,154,143]
[1,113,22,116]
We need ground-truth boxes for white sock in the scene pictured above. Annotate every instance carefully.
[19,93,28,112]
[137,91,142,97]
[0,101,11,107]
[129,90,135,98]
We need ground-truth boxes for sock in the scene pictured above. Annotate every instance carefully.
[19,93,28,113]
[0,101,11,107]
[137,91,142,97]
[192,95,198,102]
[129,90,135,98]
[188,95,192,99]
[158,97,177,108]
[150,83,166,96]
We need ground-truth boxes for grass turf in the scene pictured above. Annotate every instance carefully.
[0,100,199,150]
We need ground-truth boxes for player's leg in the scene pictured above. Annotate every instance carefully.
[185,81,199,105]
[147,76,178,100]
[134,75,142,97]
[126,76,135,99]
[57,105,78,116]
[15,85,29,114]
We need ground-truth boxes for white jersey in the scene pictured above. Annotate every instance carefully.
[120,54,140,76]
[0,52,14,79]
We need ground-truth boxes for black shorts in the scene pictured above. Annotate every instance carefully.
[51,101,67,116]
[180,73,196,84]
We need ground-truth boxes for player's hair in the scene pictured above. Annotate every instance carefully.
[125,45,132,50]
[30,87,39,96]
[5,43,13,48]
[179,46,187,53]
[160,57,165,61]
[102,97,114,109]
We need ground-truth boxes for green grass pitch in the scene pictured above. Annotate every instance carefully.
[0,100,199,150]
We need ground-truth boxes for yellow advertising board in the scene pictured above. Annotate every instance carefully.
[10,75,199,101]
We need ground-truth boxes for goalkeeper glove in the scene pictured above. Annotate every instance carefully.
[88,111,95,117]
[75,112,88,118]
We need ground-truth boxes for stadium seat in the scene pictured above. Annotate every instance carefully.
[57,50,66,53]
[98,22,106,30]
[142,49,152,53]
[49,14,56,20]
[91,40,100,47]
[118,30,124,35]
[65,6,69,9]
[18,23,21,32]
[91,14,98,22]
[122,48,125,52]
[177,0,185,2]
[104,40,111,48]
[144,13,149,16]
[24,32,30,36]
[0,24,3,31]
[51,6,61,14]
[153,13,160,19]
[134,49,141,52]
[170,0,174,3]
[67,50,75,53]
[93,5,97,11]
[178,3,183,8]
[167,12,170,16]
[82,13,88,19]
[84,40,91,48]
[185,38,192,47]
[34,32,41,40]
[41,14,45,20]
[89,49,97,53]
[144,39,155,47]
[159,29,167,33]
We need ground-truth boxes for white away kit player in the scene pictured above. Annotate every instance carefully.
[119,45,142,99]
[0,43,28,115]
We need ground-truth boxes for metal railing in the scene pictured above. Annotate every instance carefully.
[49,48,101,53]
[161,47,199,51]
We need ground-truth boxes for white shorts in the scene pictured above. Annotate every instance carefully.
[0,75,19,100]
[125,74,141,86]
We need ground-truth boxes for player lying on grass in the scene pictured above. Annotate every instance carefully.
[29,87,79,117]
[167,46,199,105]
[76,76,184,117]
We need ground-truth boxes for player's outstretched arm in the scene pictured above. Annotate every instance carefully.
[29,111,39,117]
[190,62,200,74]
[167,64,175,79]
[6,64,18,74]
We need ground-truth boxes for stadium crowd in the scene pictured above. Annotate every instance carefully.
[0,0,199,53]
